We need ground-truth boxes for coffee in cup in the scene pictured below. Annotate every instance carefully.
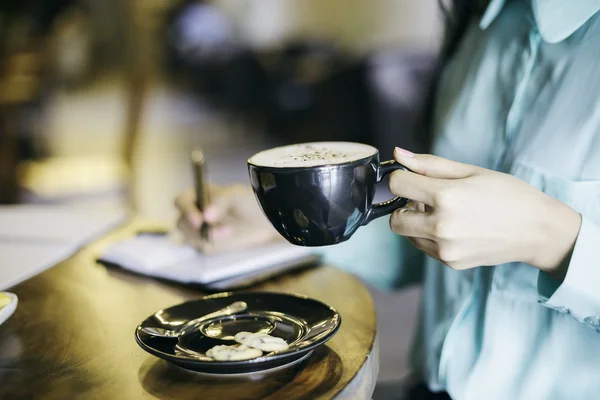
[248,142,410,246]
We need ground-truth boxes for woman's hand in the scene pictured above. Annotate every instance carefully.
[388,148,582,279]
[175,184,280,253]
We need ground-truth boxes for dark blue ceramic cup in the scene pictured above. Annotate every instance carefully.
[248,142,409,246]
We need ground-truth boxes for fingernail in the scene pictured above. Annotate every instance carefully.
[395,147,414,158]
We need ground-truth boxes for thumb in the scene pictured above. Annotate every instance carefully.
[393,147,475,179]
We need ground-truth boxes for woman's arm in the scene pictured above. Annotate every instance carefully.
[387,148,600,328]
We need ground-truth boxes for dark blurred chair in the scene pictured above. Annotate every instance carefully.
[163,1,267,126]
[262,40,373,146]
[366,49,437,155]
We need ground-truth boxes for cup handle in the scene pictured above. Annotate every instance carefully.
[363,160,410,225]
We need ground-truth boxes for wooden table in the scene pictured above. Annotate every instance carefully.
[0,221,378,399]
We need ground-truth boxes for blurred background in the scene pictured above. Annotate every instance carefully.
[0,0,443,391]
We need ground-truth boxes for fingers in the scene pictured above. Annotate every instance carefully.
[174,185,238,227]
[175,183,276,254]
[407,237,438,255]
[393,148,475,179]
[176,216,202,243]
[389,209,432,239]
[388,169,441,205]
[404,200,428,213]
[177,213,277,254]
[202,187,231,223]
[406,236,442,262]
[175,189,203,229]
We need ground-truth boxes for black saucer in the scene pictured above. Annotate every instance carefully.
[135,291,341,374]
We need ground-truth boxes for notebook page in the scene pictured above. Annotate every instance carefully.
[100,235,315,284]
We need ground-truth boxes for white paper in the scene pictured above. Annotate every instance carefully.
[0,204,128,246]
[0,204,129,289]
[0,242,74,290]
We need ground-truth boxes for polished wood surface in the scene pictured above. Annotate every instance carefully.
[0,220,378,399]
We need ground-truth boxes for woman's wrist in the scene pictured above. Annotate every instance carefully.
[528,196,581,280]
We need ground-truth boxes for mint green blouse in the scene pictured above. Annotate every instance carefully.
[318,1,600,398]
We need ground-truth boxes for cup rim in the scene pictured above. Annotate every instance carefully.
[247,142,379,170]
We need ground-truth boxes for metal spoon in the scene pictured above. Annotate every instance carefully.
[140,301,248,339]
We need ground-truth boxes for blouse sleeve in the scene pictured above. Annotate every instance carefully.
[537,216,600,331]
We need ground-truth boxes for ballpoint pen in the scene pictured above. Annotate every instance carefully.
[191,148,211,246]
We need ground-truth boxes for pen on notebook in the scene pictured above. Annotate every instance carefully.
[191,148,211,246]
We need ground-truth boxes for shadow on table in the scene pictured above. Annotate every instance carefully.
[138,345,343,400]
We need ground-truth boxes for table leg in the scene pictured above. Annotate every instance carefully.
[335,333,379,399]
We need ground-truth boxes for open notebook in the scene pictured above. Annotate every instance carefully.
[98,235,320,291]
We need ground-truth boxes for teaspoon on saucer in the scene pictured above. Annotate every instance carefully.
[140,301,247,339]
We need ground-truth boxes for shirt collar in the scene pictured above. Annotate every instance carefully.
[480,0,600,43]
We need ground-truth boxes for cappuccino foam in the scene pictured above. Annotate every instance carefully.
[249,142,377,168]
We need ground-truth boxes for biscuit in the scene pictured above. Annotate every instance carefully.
[206,344,263,361]
[234,331,289,352]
